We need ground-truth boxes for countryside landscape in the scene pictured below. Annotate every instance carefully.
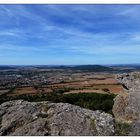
[0,64,140,136]
[0,4,140,136]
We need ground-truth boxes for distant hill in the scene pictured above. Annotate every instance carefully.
[0,66,18,70]
[35,65,114,72]
[1,64,140,72]
[71,65,113,72]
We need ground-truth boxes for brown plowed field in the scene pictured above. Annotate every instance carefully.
[5,75,127,97]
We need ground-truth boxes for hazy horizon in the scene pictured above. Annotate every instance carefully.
[0,4,140,65]
[1,63,140,66]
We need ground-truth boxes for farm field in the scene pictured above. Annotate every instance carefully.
[2,73,127,97]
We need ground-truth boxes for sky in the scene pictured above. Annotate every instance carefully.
[0,4,140,65]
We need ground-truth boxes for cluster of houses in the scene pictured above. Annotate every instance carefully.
[0,71,74,89]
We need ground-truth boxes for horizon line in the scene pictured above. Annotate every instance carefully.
[0,63,140,66]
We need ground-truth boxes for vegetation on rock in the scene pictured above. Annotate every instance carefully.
[115,122,131,136]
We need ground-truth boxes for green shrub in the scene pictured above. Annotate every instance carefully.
[115,122,131,136]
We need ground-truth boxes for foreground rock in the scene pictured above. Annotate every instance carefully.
[113,72,140,135]
[0,100,114,136]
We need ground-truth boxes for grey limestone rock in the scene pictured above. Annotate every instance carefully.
[0,100,114,136]
[113,72,140,135]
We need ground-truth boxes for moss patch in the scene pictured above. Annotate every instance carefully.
[90,118,96,130]
[115,122,131,136]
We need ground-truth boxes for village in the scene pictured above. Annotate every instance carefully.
[0,67,126,97]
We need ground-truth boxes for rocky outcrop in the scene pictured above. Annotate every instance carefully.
[116,72,140,90]
[113,93,129,122]
[113,72,140,135]
[0,100,114,136]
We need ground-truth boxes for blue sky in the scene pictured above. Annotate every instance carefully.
[0,4,140,65]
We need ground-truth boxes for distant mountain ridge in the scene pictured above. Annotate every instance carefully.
[0,64,140,72]
[0,65,113,72]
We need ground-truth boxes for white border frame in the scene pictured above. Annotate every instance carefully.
[0,0,140,4]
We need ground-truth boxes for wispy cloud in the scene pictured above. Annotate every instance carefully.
[0,4,140,65]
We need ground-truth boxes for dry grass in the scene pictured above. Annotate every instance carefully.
[64,89,108,94]
[7,87,37,96]
[92,85,126,94]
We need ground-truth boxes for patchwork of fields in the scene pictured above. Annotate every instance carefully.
[3,73,127,97]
